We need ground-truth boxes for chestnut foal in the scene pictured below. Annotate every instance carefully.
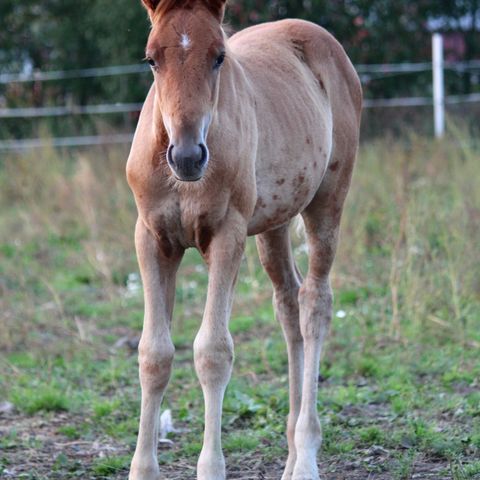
[126,0,362,478]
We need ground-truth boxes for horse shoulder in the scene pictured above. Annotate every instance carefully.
[126,86,171,191]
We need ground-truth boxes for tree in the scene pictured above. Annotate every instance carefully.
[0,0,479,138]
[0,0,152,137]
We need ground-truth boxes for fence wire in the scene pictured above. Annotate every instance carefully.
[0,64,149,84]
[3,59,479,84]
[0,134,134,151]
[1,60,480,151]
[0,103,143,118]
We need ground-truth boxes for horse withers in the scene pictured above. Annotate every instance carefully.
[126,0,362,478]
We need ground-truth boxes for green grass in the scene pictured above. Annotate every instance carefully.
[11,384,71,414]
[92,455,131,476]
[0,133,479,478]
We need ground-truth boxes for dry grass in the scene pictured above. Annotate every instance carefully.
[0,132,479,479]
[1,134,479,349]
[336,134,480,343]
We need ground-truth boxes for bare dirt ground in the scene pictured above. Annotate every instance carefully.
[1,409,454,480]
[2,141,479,480]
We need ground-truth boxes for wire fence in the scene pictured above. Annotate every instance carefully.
[0,103,143,118]
[1,55,480,151]
[1,92,479,120]
[0,134,135,150]
[0,64,149,84]
[3,59,478,83]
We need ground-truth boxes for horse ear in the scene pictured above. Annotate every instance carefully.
[206,0,227,21]
[141,0,227,21]
[141,0,161,16]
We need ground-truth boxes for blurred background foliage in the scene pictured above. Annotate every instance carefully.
[1,4,479,477]
[1,1,480,140]
[1,1,480,102]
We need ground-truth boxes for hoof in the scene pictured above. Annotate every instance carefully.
[197,464,226,480]
[281,454,296,480]
[197,451,226,480]
[291,473,321,480]
[291,460,320,480]
[129,461,161,480]
[291,477,321,480]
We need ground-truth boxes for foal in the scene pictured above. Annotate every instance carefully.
[126,0,362,478]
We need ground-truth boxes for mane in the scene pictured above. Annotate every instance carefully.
[152,0,225,21]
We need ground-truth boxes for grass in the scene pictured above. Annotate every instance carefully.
[0,131,479,479]
[10,384,71,415]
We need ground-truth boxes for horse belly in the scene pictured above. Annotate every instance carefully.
[247,143,329,236]
[247,95,332,236]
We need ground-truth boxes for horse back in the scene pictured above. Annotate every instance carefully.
[228,20,361,235]
[229,19,361,120]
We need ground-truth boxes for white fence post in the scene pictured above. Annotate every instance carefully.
[432,33,445,138]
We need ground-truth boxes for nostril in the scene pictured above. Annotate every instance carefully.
[198,144,208,166]
[167,144,175,166]
[167,142,207,178]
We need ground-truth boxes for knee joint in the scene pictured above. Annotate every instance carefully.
[138,341,174,391]
[194,333,233,383]
[274,284,300,311]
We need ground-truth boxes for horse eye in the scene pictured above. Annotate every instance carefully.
[214,53,225,69]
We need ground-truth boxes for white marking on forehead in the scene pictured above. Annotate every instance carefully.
[180,34,191,49]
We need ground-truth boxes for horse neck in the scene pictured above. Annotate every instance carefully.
[210,49,254,134]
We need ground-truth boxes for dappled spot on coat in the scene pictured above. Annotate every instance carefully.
[256,196,267,208]
[294,174,305,186]
[329,161,339,172]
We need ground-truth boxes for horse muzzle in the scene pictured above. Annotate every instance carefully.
[167,142,209,182]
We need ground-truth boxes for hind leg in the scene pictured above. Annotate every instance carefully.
[256,225,303,480]
[292,144,357,480]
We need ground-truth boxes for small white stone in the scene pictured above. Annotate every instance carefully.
[124,272,142,298]
[0,401,14,415]
[336,310,347,318]
[159,409,176,441]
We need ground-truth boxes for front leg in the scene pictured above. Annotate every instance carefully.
[129,219,183,480]
[194,212,247,480]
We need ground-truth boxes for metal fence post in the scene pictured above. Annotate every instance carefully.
[432,33,445,138]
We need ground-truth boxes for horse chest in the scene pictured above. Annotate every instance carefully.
[140,190,230,254]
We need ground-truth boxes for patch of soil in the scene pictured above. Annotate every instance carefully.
[0,411,128,479]
[0,410,454,479]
